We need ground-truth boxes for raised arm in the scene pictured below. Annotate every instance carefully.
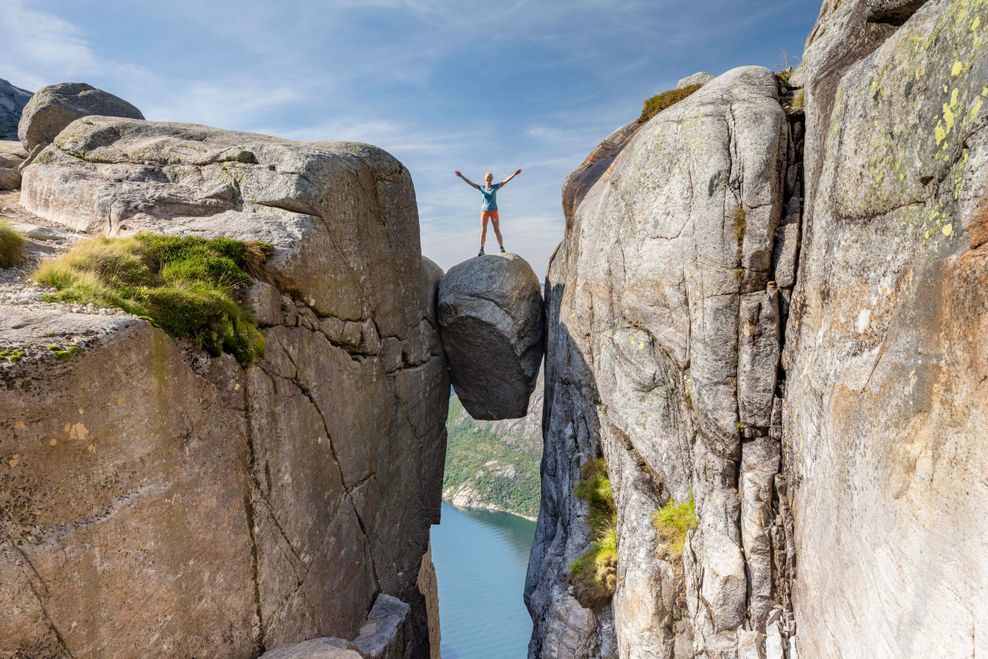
[499,168,523,187]
[455,170,480,189]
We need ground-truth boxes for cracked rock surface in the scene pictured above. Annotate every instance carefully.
[527,65,799,659]
[1,120,448,658]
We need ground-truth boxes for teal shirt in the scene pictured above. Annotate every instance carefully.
[479,183,500,211]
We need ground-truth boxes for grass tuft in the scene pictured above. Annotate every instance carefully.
[569,457,618,609]
[639,83,704,123]
[653,495,699,561]
[790,89,805,113]
[33,234,272,364]
[0,219,25,268]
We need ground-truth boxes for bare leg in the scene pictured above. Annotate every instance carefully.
[492,217,504,250]
[480,213,489,250]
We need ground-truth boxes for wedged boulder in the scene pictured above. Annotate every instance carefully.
[0,78,31,141]
[438,252,544,420]
[17,82,144,150]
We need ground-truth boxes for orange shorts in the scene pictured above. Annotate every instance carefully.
[481,210,500,221]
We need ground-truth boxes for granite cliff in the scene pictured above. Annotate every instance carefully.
[526,0,988,657]
[1,115,448,658]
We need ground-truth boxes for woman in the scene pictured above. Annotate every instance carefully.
[454,168,523,256]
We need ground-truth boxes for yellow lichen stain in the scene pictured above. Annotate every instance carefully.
[952,60,964,76]
[973,15,982,29]
[942,223,955,237]
[49,439,58,447]
[87,444,96,453]
[66,422,89,441]
[7,454,19,468]
[935,121,947,144]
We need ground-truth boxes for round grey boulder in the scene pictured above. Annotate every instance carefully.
[438,252,544,420]
[18,82,144,150]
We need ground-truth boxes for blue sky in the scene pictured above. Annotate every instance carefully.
[2,0,820,276]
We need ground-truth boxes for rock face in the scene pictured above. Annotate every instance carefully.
[0,78,31,141]
[0,140,28,190]
[784,0,988,656]
[17,82,144,150]
[2,118,447,657]
[438,253,544,420]
[529,1,988,658]
[527,65,796,658]
[676,71,715,88]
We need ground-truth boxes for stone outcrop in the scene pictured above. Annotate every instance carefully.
[783,0,988,657]
[0,141,28,190]
[676,71,715,88]
[527,64,797,658]
[529,1,988,658]
[17,82,144,151]
[1,118,447,657]
[438,253,544,420]
[0,78,31,141]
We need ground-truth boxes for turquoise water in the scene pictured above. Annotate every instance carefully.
[432,501,536,659]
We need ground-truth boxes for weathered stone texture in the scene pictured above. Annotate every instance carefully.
[784,0,988,656]
[2,120,447,658]
[0,78,31,141]
[17,82,144,150]
[438,253,544,420]
[528,66,797,658]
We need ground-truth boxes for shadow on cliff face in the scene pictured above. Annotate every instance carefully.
[523,243,616,658]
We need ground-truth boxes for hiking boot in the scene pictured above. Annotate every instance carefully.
[499,246,506,253]
[478,248,485,256]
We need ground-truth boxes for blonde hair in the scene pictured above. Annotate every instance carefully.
[484,172,493,179]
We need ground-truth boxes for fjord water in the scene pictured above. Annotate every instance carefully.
[432,501,537,659]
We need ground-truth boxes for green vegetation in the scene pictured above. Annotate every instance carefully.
[639,83,704,123]
[776,67,794,83]
[733,206,747,247]
[569,457,618,609]
[48,344,81,359]
[0,349,26,362]
[0,219,25,268]
[33,234,271,364]
[653,494,698,561]
[443,395,541,519]
[790,89,805,113]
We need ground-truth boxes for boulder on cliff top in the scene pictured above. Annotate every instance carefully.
[677,71,714,88]
[0,78,32,141]
[438,252,544,420]
[17,82,144,150]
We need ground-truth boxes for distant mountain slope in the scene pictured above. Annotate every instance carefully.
[443,370,543,519]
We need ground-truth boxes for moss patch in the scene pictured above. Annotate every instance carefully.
[0,219,25,268]
[33,234,272,364]
[653,495,698,561]
[639,83,704,123]
[48,344,81,360]
[0,349,26,363]
[734,206,747,247]
[569,457,618,609]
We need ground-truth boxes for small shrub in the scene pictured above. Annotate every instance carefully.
[653,495,698,561]
[790,89,805,113]
[569,457,618,609]
[0,220,25,268]
[33,234,272,364]
[776,67,794,83]
[639,83,704,123]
